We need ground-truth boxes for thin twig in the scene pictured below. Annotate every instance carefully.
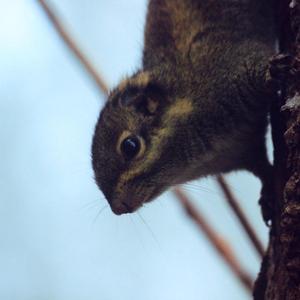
[173,187,253,294]
[36,0,109,95]
[216,175,265,258]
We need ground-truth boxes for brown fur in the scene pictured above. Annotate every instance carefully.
[92,0,276,220]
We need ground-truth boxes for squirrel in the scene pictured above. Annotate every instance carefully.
[92,0,276,222]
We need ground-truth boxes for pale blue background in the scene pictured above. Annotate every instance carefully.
[0,1,270,299]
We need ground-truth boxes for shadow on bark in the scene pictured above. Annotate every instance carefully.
[254,1,300,299]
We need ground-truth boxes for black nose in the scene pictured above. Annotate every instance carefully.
[110,202,134,215]
[121,202,135,213]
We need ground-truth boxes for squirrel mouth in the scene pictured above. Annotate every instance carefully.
[110,186,165,215]
[110,201,141,215]
[121,202,136,213]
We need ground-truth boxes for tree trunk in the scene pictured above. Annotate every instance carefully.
[254,0,300,299]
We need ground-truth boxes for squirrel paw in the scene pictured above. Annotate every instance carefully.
[269,53,295,82]
[259,185,274,226]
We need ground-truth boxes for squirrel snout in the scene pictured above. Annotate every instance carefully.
[110,201,139,215]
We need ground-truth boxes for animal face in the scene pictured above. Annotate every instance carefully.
[92,72,194,215]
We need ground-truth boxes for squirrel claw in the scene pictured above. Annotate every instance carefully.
[269,53,295,82]
[259,189,274,227]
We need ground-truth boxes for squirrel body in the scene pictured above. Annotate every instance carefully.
[92,0,276,218]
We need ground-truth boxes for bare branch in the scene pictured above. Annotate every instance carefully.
[36,0,109,95]
[216,175,265,258]
[173,187,254,294]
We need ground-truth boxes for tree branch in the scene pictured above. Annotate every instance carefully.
[216,175,265,258]
[173,187,254,294]
[254,1,300,299]
[36,0,109,95]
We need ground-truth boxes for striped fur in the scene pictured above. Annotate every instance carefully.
[92,0,276,217]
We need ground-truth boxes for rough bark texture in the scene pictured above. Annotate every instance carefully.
[254,0,300,299]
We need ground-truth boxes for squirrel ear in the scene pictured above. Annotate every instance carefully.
[123,94,159,116]
[120,84,163,116]
[138,96,160,115]
[146,98,159,114]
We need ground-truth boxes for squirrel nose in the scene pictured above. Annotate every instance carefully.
[110,201,134,215]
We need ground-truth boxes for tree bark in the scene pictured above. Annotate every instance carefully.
[254,0,300,299]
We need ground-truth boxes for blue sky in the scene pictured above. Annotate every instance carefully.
[0,1,270,299]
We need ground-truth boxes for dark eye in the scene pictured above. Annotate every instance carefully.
[120,136,141,160]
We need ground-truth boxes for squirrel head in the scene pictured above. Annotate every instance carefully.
[92,71,195,215]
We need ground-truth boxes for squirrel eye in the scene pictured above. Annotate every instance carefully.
[120,135,141,160]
